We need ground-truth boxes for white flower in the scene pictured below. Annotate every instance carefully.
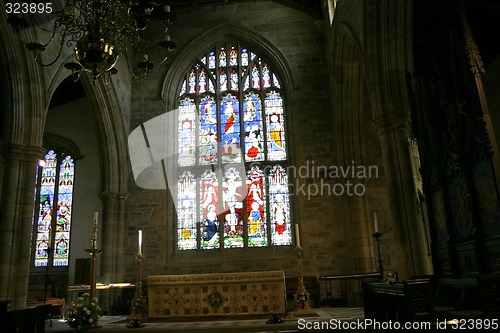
[86,310,91,315]
[89,318,93,323]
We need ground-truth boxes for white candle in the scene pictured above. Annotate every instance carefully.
[93,212,98,238]
[295,224,301,247]
[138,230,142,255]
[373,212,378,232]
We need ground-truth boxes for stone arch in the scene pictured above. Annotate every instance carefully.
[0,10,46,146]
[161,23,299,110]
[0,9,48,309]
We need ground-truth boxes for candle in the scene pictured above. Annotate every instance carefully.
[373,212,378,232]
[93,212,98,236]
[143,54,148,61]
[138,230,142,255]
[92,212,98,247]
[295,224,301,247]
[164,5,170,12]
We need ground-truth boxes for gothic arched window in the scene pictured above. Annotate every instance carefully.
[176,43,292,250]
[32,149,75,267]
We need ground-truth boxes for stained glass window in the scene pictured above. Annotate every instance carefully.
[176,43,292,250]
[32,150,75,267]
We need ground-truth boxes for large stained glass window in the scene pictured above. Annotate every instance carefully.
[176,43,292,250]
[32,150,75,267]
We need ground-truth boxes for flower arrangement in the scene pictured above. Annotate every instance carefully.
[66,292,103,331]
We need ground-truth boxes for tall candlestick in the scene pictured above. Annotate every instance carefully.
[138,230,142,255]
[295,224,301,247]
[373,212,378,232]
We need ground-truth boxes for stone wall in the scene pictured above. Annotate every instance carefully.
[123,1,388,296]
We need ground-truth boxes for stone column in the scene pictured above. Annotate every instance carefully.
[0,144,45,309]
[99,191,128,283]
[372,115,432,280]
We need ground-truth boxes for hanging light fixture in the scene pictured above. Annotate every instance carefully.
[7,0,176,82]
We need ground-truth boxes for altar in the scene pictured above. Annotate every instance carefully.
[148,271,286,318]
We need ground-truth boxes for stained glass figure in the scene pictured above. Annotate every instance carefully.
[243,93,264,161]
[265,91,287,161]
[220,94,241,163]
[230,69,238,92]
[178,171,197,250]
[188,69,196,94]
[200,170,219,249]
[176,43,291,250]
[178,97,196,166]
[219,46,227,67]
[199,96,218,165]
[262,63,271,89]
[241,48,249,66]
[220,69,228,92]
[269,165,292,245]
[209,51,216,69]
[35,233,50,267]
[247,166,267,247]
[251,64,260,90]
[223,168,244,248]
[229,46,238,66]
[198,69,207,94]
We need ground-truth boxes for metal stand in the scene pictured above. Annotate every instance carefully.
[371,232,384,280]
[292,246,315,317]
[43,246,53,327]
[127,253,145,328]
[85,229,103,300]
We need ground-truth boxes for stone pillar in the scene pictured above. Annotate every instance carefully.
[0,144,45,309]
[372,115,432,280]
[99,191,128,283]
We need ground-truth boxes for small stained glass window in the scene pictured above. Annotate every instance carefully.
[32,150,75,267]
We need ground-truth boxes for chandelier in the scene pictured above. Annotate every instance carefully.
[7,0,176,82]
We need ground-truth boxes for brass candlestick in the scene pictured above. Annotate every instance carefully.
[85,218,102,300]
[293,246,315,316]
[372,232,384,280]
[127,253,146,328]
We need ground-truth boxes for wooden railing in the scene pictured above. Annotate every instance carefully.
[320,272,380,306]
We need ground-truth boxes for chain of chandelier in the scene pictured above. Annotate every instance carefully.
[8,0,176,82]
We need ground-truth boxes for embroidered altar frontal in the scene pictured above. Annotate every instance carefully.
[148,271,286,318]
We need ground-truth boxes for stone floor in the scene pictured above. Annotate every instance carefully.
[45,307,365,332]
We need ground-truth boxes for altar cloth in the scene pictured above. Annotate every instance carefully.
[148,271,286,318]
